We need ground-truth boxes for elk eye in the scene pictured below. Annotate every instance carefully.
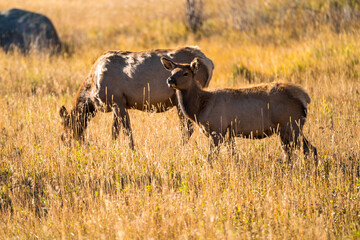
[183,72,188,76]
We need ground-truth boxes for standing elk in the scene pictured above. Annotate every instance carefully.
[59,47,214,148]
[161,57,317,165]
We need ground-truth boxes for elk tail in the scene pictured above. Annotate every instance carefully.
[275,81,311,110]
[287,85,311,110]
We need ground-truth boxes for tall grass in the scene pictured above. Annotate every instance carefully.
[0,0,359,238]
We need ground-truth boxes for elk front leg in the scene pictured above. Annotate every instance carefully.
[207,132,221,163]
[177,106,194,145]
[112,103,135,150]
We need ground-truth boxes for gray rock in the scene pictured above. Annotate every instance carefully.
[0,8,61,54]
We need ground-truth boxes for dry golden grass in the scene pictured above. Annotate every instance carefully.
[0,0,360,239]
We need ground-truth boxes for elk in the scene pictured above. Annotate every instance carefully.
[161,57,318,165]
[59,47,214,148]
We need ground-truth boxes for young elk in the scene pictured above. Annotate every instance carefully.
[59,47,214,148]
[161,57,318,165]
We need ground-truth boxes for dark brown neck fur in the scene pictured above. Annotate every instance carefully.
[70,81,96,140]
[176,81,209,123]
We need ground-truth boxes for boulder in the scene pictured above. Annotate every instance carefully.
[0,8,61,54]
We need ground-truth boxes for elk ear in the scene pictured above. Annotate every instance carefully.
[161,57,176,71]
[59,106,70,126]
[190,58,200,74]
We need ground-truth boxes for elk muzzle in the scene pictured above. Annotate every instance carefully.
[167,77,176,88]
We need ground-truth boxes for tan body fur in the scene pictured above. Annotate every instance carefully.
[179,82,309,138]
[59,47,214,148]
[161,57,317,164]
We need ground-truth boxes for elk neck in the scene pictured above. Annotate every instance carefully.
[176,80,208,123]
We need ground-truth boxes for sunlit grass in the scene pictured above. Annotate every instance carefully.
[0,0,360,238]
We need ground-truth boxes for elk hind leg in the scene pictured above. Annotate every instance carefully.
[303,137,318,167]
[280,136,293,164]
[279,126,299,164]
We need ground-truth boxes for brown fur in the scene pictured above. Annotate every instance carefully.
[161,57,317,165]
[59,47,214,147]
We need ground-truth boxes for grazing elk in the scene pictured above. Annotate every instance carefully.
[161,57,318,165]
[59,47,214,148]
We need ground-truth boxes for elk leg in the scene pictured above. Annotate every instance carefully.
[280,137,292,164]
[112,103,134,150]
[280,128,296,164]
[280,124,318,167]
[288,121,318,166]
[177,106,194,145]
[207,132,221,163]
[225,136,237,157]
[303,137,318,167]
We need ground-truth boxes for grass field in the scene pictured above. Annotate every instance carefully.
[0,0,360,239]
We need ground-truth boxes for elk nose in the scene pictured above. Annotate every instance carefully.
[167,77,176,87]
